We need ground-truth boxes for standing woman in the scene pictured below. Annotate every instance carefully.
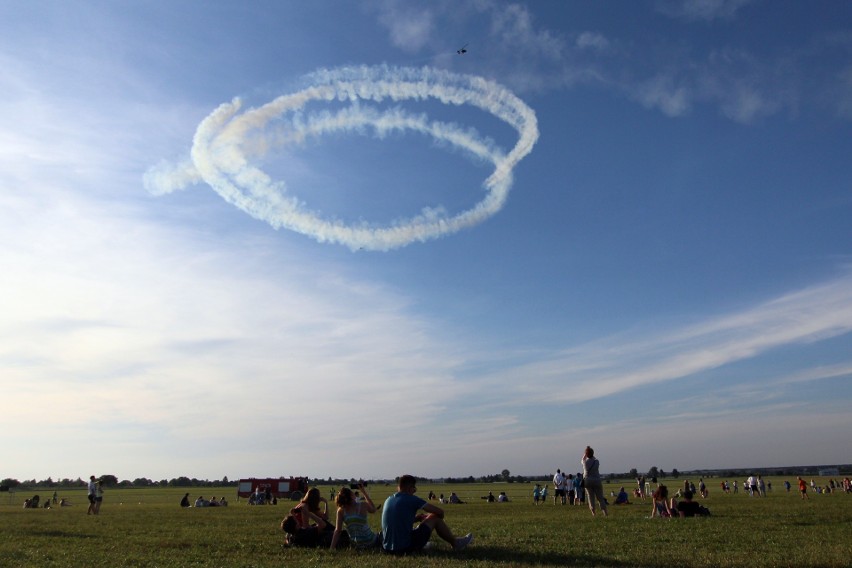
[581,446,608,516]
[330,484,380,550]
[94,480,104,515]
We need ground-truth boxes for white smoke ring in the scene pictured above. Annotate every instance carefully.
[188,65,539,251]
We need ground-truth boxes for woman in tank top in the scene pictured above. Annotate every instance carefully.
[330,483,381,549]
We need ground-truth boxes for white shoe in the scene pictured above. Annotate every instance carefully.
[423,541,435,551]
[455,533,473,551]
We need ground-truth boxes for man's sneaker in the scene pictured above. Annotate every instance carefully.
[423,541,435,551]
[454,533,473,551]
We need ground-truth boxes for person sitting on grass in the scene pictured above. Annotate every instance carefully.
[330,484,379,550]
[282,505,330,547]
[298,487,331,526]
[381,474,473,555]
[614,487,630,505]
[650,485,672,518]
[672,490,709,517]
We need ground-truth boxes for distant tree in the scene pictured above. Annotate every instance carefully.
[671,468,680,478]
[659,469,666,478]
[629,468,638,478]
[1,478,21,489]
[648,466,659,479]
[501,469,511,481]
[99,475,119,486]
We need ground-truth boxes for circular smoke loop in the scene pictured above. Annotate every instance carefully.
[144,65,539,251]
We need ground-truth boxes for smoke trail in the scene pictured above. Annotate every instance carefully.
[145,65,539,251]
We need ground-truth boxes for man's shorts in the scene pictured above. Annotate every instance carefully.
[88,494,96,504]
[383,523,433,554]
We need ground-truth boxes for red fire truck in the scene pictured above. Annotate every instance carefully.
[236,477,308,501]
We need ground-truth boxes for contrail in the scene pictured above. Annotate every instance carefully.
[144,65,539,251]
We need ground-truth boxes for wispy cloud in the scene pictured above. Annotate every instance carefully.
[375,1,435,52]
[576,32,610,52]
[370,1,844,125]
[491,273,852,404]
[655,0,754,22]
[0,181,471,478]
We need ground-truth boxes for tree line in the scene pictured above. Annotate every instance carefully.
[4,463,846,491]
[1,476,235,490]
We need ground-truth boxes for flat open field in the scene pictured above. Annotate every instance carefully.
[1,477,850,567]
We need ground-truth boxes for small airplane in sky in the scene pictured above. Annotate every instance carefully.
[457,43,469,55]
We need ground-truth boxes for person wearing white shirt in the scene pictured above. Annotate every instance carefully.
[553,469,566,505]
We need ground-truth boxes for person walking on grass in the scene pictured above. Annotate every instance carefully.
[581,446,608,517]
[381,474,473,554]
[798,477,809,500]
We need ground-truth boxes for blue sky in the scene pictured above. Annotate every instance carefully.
[2,0,851,482]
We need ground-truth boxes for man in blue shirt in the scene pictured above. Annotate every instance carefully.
[381,474,473,554]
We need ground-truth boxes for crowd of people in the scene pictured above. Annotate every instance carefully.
[18,461,848,557]
[281,476,473,555]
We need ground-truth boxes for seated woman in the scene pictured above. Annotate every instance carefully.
[287,487,334,545]
[297,488,331,526]
[614,487,630,505]
[282,506,328,547]
[650,485,672,518]
[330,484,380,550]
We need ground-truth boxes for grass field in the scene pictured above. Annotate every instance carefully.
[1,477,850,567]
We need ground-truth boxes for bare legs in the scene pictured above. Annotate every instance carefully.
[422,513,473,550]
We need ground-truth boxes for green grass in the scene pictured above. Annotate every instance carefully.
[1,478,850,567]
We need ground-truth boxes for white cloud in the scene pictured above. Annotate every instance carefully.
[490,273,852,404]
[656,0,754,22]
[633,75,693,116]
[488,2,565,60]
[0,180,473,479]
[576,32,610,52]
[376,1,435,52]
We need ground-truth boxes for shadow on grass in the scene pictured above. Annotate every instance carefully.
[431,545,672,567]
[29,530,98,539]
